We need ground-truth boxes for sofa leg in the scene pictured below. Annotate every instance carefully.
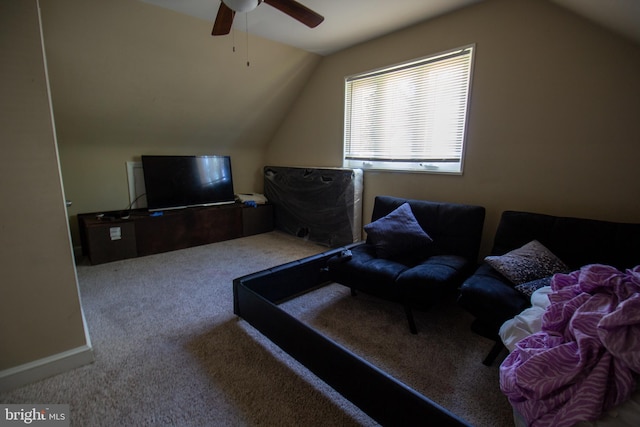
[404,304,418,334]
[483,341,505,366]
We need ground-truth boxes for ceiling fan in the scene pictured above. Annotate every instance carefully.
[212,0,324,36]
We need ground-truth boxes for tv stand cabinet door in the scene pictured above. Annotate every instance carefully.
[192,206,243,245]
[135,206,243,256]
[79,216,137,265]
[242,204,274,236]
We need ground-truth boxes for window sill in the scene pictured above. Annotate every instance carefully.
[343,160,463,175]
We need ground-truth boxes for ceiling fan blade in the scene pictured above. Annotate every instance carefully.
[212,2,236,36]
[264,0,324,28]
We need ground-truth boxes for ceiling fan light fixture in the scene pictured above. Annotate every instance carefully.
[222,0,260,13]
[212,0,323,38]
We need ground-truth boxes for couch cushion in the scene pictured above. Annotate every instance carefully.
[395,255,469,309]
[457,263,531,331]
[398,255,469,286]
[326,244,409,301]
[485,240,569,285]
[364,202,433,260]
[398,254,469,287]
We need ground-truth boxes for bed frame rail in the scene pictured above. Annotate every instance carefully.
[233,246,471,427]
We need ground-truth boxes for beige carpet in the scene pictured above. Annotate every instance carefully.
[0,231,513,426]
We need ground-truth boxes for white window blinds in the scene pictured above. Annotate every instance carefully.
[344,45,474,173]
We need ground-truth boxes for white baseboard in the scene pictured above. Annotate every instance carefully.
[0,345,94,393]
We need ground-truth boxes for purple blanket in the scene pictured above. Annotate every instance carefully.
[500,264,640,427]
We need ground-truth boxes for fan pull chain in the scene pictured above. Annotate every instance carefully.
[245,13,250,67]
[232,29,236,53]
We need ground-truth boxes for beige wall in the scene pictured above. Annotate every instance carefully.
[0,0,89,374]
[39,0,321,246]
[266,0,640,256]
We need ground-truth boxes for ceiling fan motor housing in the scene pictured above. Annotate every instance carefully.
[223,0,262,13]
[213,0,323,36]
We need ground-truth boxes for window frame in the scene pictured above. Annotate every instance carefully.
[343,44,475,175]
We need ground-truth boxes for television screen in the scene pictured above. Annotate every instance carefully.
[141,155,235,211]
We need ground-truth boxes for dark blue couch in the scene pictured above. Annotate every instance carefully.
[457,210,640,365]
[327,196,486,334]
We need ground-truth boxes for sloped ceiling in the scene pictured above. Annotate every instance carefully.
[139,0,640,55]
[40,0,322,153]
[551,0,640,46]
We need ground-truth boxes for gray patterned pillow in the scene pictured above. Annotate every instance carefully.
[485,240,568,285]
[515,276,553,297]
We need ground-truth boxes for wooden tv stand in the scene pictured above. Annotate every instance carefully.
[78,203,273,265]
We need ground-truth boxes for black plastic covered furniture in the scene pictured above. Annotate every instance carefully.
[327,196,485,334]
[457,210,640,365]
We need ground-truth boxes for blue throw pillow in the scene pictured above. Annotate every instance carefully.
[364,203,433,259]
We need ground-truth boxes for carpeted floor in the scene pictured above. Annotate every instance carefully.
[0,231,513,426]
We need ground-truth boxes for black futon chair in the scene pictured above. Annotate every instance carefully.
[457,210,640,365]
[327,196,485,334]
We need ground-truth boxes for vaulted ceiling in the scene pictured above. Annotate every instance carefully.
[139,0,640,55]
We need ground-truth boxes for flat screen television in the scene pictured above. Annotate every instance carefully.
[141,155,235,211]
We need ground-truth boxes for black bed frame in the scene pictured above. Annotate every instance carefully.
[233,245,471,427]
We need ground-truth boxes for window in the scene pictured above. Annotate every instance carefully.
[344,45,474,174]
